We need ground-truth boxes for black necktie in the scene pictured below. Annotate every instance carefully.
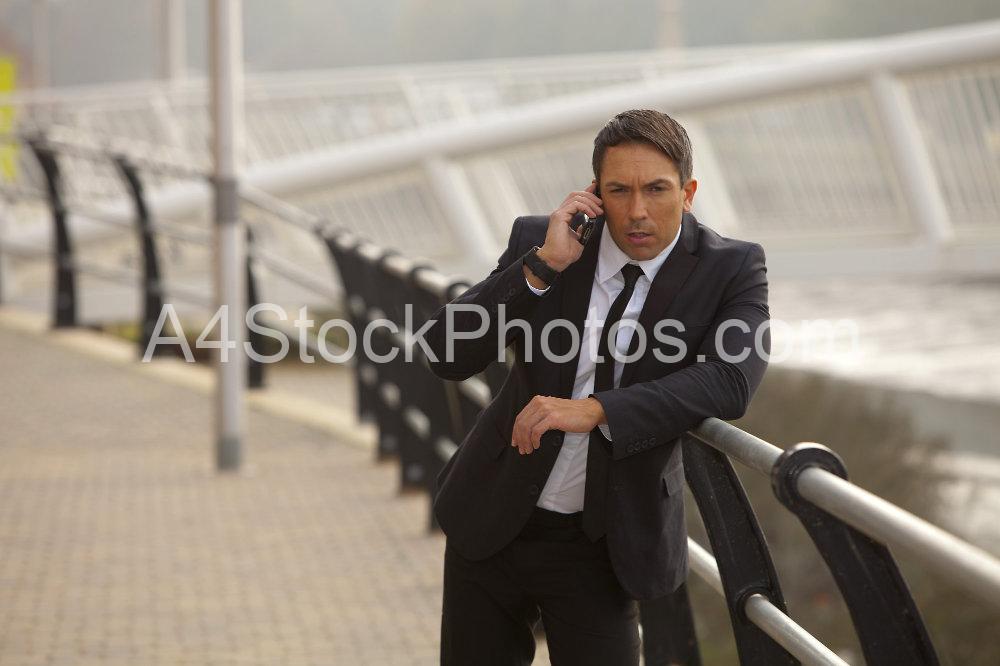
[582,263,644,541]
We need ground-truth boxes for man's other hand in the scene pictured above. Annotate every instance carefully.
[511,396,607,455]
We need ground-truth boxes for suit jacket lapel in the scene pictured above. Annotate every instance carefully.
[556,218,604,398]
[620,213,701,387]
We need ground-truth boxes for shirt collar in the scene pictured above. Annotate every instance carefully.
[596,221,683,286]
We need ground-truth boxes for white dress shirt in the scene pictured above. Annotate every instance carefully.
[525,224,683,513]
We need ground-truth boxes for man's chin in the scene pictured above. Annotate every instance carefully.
[623,243,667,262]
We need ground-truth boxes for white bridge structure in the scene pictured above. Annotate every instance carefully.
[1,19,999,321]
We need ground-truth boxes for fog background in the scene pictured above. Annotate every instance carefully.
[2,0,1000,86]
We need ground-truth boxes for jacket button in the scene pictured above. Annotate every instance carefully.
[626,444,635,454]
[527,484,540,496]
[551,433,563,448]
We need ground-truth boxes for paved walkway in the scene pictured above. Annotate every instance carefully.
[0,315,552,664]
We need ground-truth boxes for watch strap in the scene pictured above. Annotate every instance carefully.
[523,246,559,285]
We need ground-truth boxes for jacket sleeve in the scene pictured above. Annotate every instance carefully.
[592,242,770,460]
[424,217,548,381]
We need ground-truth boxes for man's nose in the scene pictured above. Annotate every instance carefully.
[627,192,647,220]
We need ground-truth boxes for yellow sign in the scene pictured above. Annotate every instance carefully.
[0,57,16,181]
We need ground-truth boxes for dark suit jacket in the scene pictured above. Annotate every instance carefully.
[425,212,770,600]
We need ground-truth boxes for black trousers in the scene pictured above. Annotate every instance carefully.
[441,506,640,665]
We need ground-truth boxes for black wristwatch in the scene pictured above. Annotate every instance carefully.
[523,246,559,286]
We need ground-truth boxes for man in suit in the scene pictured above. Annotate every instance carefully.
[424,109,770,665]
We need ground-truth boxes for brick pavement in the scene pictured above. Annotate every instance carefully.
[0,321,554,665]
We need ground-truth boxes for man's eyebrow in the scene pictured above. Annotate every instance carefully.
[604,178,672,188]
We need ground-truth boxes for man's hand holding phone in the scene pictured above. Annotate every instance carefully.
[524,181,603,290]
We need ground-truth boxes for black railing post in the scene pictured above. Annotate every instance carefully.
[113,156,167,358]
[771,443,939,665]
[373,250,427,488]
[245,226,264,389]
[409,273,466,530]
[27,136,76,328]
[321,231,378,424]
[682,435,798,665]
[344,242,404,462]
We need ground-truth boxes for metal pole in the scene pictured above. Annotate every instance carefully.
[423,157,499,269]
[160,0,186,83]
[209,0,246,471]
[31,0,49,89]
[684,119,741,237]
[869,71,954,245]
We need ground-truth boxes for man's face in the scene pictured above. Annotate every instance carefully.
[598,141,697,262]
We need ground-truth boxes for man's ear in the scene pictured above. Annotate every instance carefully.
[682,178,698,212]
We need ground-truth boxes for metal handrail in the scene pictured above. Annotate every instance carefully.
[247,245,340,301]
[73,260,139,285]
[77,204,213,246]
[690,417,782,474]
[71,259,214,310]
[65,202,212,246]
[148,222,211,246]
[29,127,210,180]
[240,185,324,235]
[252,310,349,358]
[798,467,1000,608]
[0,182,46,204]
[690,417,1000,610]
[687,540,848,666]
[0,239,50,259]
[161,282,214,310]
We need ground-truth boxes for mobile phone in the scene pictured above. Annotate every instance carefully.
[570,185,601,246]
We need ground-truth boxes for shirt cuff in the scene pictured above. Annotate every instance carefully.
[598,423,612,441]
[525,277,551,296]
